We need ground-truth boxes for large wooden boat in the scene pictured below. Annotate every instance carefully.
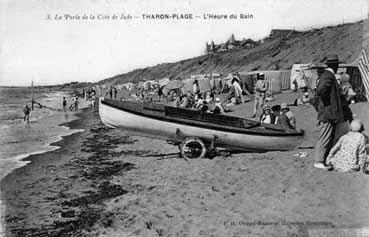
[99,98,304,157]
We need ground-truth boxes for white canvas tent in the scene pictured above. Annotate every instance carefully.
[290,64,318,90]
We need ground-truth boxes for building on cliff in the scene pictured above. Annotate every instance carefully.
[205,34,258,54]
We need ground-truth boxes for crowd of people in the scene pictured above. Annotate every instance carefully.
[22,53,367,173]
[259,103,296,130]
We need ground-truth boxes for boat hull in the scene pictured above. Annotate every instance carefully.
[99,99,303,152]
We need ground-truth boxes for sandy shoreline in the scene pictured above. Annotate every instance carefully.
[1,94,369,236]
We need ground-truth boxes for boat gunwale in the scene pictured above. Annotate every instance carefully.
[100,99,304,137]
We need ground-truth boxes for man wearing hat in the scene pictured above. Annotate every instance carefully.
[313,54,344,170]
[252,73,268,118]
[281,103,296,129]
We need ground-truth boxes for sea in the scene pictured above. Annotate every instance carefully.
[0,86,87,234]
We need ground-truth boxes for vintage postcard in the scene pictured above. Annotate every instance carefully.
[1,0,369,236]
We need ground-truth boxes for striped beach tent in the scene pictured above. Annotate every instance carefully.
[353,50,369,100]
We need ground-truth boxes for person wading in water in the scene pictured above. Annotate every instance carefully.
[23,104,31,123]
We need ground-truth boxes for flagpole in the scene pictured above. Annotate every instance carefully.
[31,80,34,110]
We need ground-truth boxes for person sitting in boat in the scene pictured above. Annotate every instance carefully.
[194,95,205,109]
[179,93,192,108]
[260,104,276,124]
[272,105,295,131]
[205,91,214,104]
[281,103,296,129]
[186,91,195,108]
[271,105,281,124]
[199,100,209,112]
[213,98,225,114]
[173,94,181,107]
[326,119,367,172]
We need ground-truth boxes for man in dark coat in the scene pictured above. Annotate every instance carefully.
[312,54,344,170]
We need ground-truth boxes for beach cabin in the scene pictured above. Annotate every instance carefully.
[240,70,291,96]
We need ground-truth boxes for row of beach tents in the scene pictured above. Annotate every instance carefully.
[114,53,369,101]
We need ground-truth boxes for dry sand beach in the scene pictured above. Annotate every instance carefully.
[1,91,369,237]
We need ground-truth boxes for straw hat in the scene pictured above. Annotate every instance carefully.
[350,119,364,132]
[215,97,220,102]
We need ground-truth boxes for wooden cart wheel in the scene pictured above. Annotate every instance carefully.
[180,137,207,159]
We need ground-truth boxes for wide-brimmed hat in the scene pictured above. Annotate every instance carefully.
[325,54,343,64]
[281,103,289,110]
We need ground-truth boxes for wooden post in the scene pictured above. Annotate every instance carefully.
[31,81,34,110]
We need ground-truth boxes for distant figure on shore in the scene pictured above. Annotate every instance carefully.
[252,73,268,118]
[91,95,96,108]
[62,97,67,112]
[113,87,118,99]
[23,104,31,123]
[109,87,113,99]
[74,97,79,111]
[69,96,76,111]
[157,86,163,102]
[312,54,344,171]
[326,119,367,172]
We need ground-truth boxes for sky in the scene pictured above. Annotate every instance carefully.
[0,0,368,86]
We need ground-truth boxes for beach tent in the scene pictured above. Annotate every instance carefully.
[159,78,170,87]
[210,78,222,91]
[238,74,255,94]
[290,64,318,90]
[197,78,211,93]
[351,50,369,100]
[165,80,184,90]
[242,70,291,95]
[181,78,194,94]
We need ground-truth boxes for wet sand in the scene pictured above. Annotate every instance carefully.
[1,92,369,236]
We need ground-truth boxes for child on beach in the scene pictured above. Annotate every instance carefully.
[326,119,367,172]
